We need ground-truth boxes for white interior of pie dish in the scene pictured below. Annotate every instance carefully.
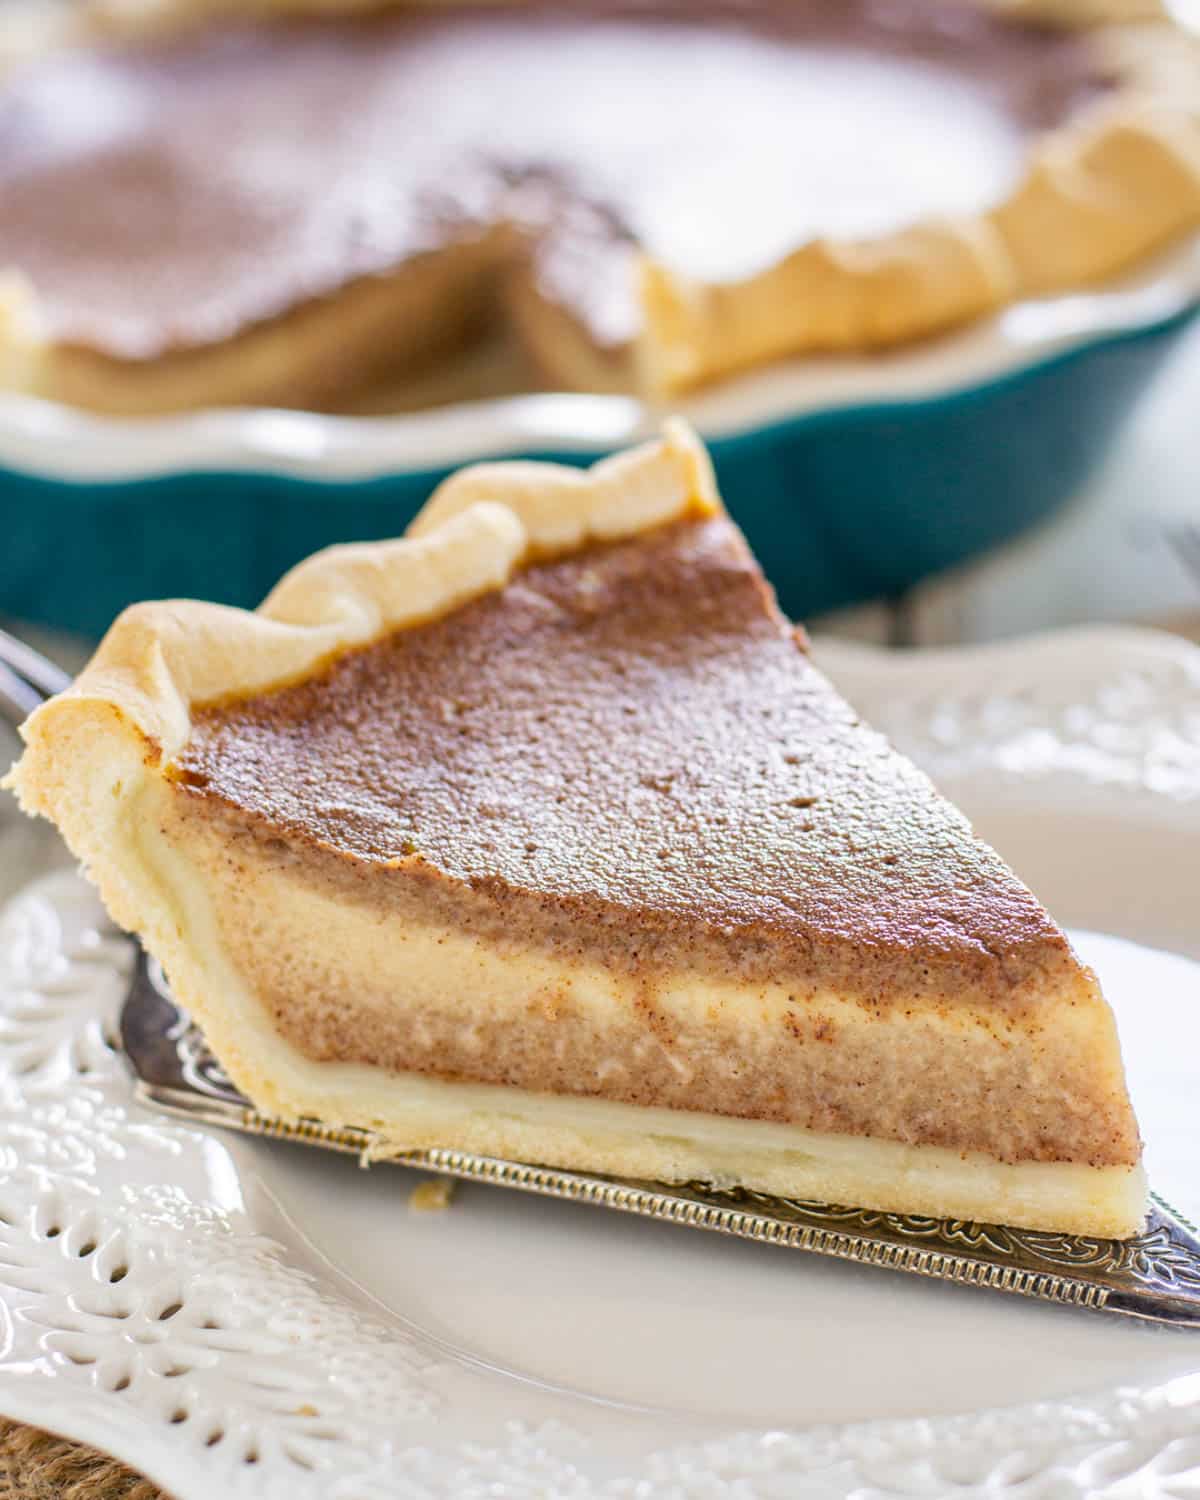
[0,235,1196,483]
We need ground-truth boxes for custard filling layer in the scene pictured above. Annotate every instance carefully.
[138,783,1147,1238]
[161,798,1136,1169]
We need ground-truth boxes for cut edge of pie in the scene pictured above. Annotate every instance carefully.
[0,0,1196,411]
[5,421,1147,1237]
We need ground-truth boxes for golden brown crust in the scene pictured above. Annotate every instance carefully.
[990,103,1200,294]
[637,218,1018,395]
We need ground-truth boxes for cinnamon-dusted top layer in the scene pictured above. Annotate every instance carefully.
[0,0,1105,357]
[177,512,1076,1005]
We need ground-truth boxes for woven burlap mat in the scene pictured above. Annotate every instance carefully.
[0,1420,165,1500]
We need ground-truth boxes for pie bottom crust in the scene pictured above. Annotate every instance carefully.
[240,1058,1147,1240]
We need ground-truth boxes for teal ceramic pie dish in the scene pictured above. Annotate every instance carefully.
[2,240,1197,639]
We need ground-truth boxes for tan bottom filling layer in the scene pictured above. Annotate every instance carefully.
[125,789,1148,1239]
[239,1044,1146,1238]
[7,235,513,416]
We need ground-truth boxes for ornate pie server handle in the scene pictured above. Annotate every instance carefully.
[120,951,1200,1330]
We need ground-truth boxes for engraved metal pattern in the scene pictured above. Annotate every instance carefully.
[122,951,1200,1330]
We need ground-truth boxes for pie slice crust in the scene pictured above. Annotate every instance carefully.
[0,0,1196,411]
[6,423,1146,1236]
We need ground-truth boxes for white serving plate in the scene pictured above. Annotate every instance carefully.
[0,238,1196,481]
[0,624,1199,1499]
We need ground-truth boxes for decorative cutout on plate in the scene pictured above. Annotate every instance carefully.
[0,876,444,1499]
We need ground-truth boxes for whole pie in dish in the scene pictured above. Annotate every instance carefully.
[0,0,1196,413]
[7,424,1146,1236]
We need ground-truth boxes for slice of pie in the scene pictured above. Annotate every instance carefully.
[7,424,1145,1236]
[0,0,1196,412]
